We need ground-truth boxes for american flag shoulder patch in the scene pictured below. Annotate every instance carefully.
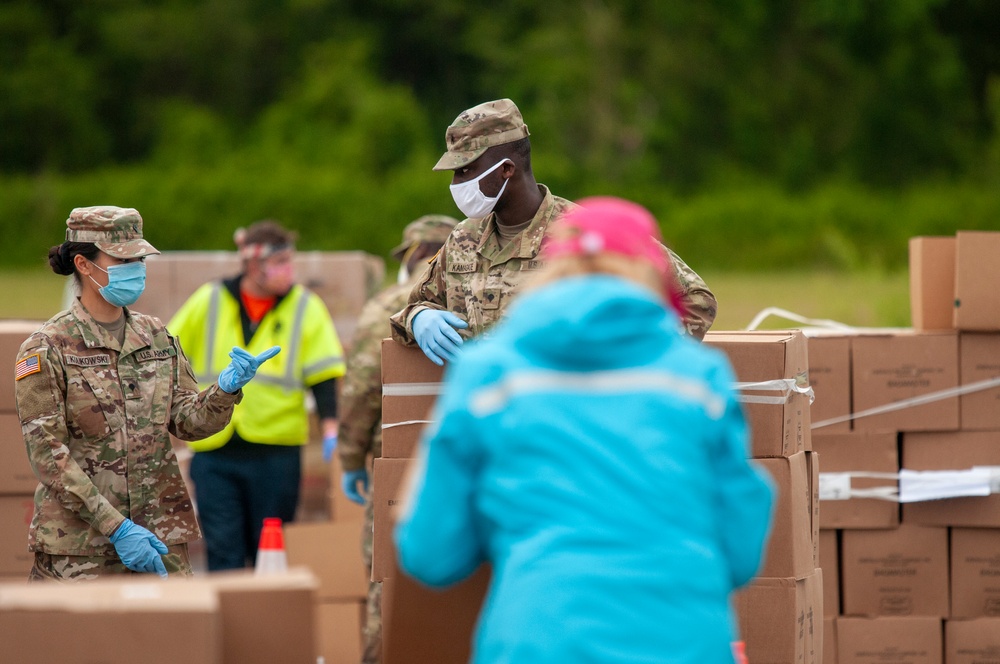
[15,353,41,381]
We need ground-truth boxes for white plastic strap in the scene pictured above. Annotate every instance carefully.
[734,379,815,405]
[382,382,444,397]
[381,419,435,431]
[745,307,855,332]
[819,472,899,502]
[812,376,1000,429]
[819,468,1000,503]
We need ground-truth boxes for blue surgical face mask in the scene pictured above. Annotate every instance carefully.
[88,261,146,307]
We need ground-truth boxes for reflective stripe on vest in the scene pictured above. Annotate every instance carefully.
[195,282,311,390]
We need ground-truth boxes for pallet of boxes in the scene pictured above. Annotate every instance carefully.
[373,330,823,663]
[808,230,1000,664]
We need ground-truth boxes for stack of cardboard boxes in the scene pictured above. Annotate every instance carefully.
[0,321,46,584]
[810,230,1000,664]
[372,333,824,662]
[0,569,321,663]
[704,330,824,664]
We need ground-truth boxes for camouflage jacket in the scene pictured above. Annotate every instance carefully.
[338,273,423,472]
[389,185,718,343]
[14,298,241,556]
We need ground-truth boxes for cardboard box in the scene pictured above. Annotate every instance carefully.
[733,568,823,664]
[949,528,1000,619]
[704,330,812,457]
[824,616,837,664]
[0,414,35,495]
[0,321,43,412]
[0,577,221,664]
[371,457,412,581]
[902,431,1000,527]
[382,564,491,664]
[820,529,841,617]
[841,525,949,618]
[945,618,1000,664]
[954,231,1000,331]
[285,521,367,601]
[755,452,819,579]
[814,432,899,529]
[203,569,319,664]
[381,340,443,459]
[806,332,853,432]
[836,616,942,664]
[851,331,959,432]
[0,495,34,576]
[317,600,365,664]
[958,333,1000,431]
[910,236,957,332]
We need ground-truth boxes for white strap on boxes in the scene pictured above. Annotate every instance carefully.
[733,379,815,405]
[745,305,1000,430]
[819,466,1000,503]
[811,376,1000,429]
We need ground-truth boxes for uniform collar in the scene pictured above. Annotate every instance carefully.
[71,298,151,353]
[476,184,555,263]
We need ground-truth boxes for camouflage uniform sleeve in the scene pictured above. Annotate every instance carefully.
[389,250,450,346]
[14,334,126,538]
[667,247,718,341]
[166,333,242,440]
[338,299,387,472]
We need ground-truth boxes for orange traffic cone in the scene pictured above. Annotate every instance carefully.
[731,640,748,664]
[255,517,288,575]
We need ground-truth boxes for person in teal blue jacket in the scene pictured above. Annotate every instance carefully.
[394,197,774,663]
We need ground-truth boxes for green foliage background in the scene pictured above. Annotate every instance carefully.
[2,0,998,269]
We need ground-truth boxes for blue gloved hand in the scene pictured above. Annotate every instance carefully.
[412,310,468,366]
[322,433,338,463]
[341,468,369,505]
[218,345,281,393]
[109,519,169,578]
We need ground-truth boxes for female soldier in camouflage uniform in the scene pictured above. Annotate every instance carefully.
[14,206,276,581]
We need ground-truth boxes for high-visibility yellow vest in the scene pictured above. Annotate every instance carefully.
[168,281,345,452]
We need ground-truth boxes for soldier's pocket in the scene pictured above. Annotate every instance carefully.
[66,368,125,440]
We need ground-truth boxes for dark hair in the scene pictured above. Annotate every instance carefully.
[497,137,532,175]
[48,242,100,280]
[238,220,298,250]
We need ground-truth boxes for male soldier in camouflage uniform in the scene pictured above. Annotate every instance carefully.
[14,206,257,581]
[339,214,459,664]
[389,98,717,363]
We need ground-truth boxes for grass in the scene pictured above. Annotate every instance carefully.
[0,267,912,330]
[703,269,911,332]
[0,268,71,321]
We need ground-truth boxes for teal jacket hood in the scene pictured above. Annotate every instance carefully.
[499,275,682,370]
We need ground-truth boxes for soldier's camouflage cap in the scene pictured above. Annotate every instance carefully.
[391,214,460,260]
[432,99,531,171]
[65,206,160,259]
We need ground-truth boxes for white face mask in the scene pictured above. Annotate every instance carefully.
[449,159,511,219]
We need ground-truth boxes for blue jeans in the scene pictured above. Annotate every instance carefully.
[189,440,300,571]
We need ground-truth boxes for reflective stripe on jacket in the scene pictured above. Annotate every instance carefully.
[168,281,345,451]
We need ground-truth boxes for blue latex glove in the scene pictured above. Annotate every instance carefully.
[218,346,281,393]
[322,433,338,463]
[341,468,369,505]
[412,310,468,366]
[109,519,169,578]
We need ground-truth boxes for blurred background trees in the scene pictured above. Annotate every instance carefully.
[1,0,998,269]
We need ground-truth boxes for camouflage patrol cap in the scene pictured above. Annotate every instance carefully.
[65,206,160,259]
[432,99,531,171]
[390,214,459,260]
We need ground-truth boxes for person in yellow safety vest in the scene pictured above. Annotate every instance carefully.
[168,220,346,571]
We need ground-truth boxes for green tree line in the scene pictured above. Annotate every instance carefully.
[2,0,998,269]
